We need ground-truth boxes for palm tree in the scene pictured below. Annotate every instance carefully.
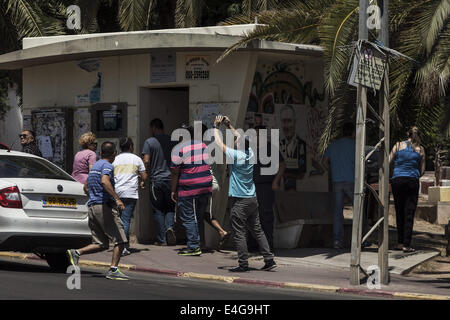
[0,0,67,117]
[0,0,66,53]
[220,0,449,153]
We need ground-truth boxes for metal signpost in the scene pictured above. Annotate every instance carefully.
[377,0,390,286]
[350,0,390,286]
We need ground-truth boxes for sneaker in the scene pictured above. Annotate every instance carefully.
[66,249,80,267]
[166,228,177,246]
[178,247,202,256]
[122,248,131,256]
[106,268,130,280]
[261,259,277,271]
[229,265,250,273]
[333,240,344,249]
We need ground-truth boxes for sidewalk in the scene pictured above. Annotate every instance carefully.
[6,243,447,300]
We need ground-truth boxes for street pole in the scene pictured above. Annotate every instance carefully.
[350,0,369,285]
[377,0,390,285]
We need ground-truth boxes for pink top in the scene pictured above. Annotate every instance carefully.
[72,149,97,184]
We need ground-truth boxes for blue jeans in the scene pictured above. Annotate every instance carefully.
[153,208,175,244]
[177,195,209,250]
[119,198,137,244]
[332,182,354,243]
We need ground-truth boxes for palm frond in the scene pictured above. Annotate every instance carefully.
[419,0,450,55]
[7,0,65,38]
[175,0,204,28]
[318,0,359,96]
[118,0,150,31]
[415,30,450,105]
[218,8,323,63]
[242,0,281,18]
[415,101,446,138]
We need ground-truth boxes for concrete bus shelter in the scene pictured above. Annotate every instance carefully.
[0,24,337,249]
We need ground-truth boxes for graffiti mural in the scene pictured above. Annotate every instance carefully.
[245,59,328,191]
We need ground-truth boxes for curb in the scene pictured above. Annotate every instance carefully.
[1,252,449,300]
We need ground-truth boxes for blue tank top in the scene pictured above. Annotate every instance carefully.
[392,141,421,179]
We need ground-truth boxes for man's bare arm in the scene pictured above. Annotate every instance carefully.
[83,181,89,195]
[101,175,124,211]
[214,115,227,153]
[143,154,151,170]
[223,116,241,140]
[139,171,148,189]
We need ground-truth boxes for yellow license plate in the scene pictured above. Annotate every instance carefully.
[43,196,77,209]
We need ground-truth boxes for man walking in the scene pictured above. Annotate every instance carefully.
[67,141,130,280]
[213,115,276,272]
[19,130,42,156]
[322,122,356,249]
[171,124,212,256]
[113,137,147,255]
[142,118,176,246]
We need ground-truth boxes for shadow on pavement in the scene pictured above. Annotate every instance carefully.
[0,257,100,275]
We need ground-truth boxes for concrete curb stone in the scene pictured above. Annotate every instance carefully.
[0,252,449,300]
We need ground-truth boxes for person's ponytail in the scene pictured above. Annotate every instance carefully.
[408,126,421,149]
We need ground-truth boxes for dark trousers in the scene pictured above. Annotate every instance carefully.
[248,183,274,250]
[149,180,175,243]
[149,180,175,213]
[391,177,420,247]
[230,197,274,268]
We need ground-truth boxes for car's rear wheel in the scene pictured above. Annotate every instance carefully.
[44,252,71,272]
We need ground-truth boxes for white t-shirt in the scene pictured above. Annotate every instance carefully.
[113,152,146,199]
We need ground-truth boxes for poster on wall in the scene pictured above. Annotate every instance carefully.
[185,56,210,80]
[89,72,102,104]
[75,94,90,107]
[244,59,328,191]
[194,103,219,129]
[32,110,67,170]
[151,53,176,83]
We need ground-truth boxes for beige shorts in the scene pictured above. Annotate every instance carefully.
[88,203,127,249]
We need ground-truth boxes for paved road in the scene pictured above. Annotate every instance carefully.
[0,257,387,301]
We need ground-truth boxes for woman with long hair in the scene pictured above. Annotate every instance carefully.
[389,126,426,253]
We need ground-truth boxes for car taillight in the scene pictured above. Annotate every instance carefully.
[0,186,23,208]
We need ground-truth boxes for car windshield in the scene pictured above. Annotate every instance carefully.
[0,155,74,181]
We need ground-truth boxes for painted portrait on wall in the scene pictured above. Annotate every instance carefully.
[245,57,328,192]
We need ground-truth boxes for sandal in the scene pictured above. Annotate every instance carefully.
[402,247,416,253]
[218,232,231,249]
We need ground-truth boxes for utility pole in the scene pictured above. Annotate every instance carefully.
[350,0,369,285]
[377,0,390,285]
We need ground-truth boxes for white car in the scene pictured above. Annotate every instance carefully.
[0,150,91,271]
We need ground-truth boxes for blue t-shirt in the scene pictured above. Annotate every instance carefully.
[225,147,256,198]
[87,159,115,205]
[324,137,356,183]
